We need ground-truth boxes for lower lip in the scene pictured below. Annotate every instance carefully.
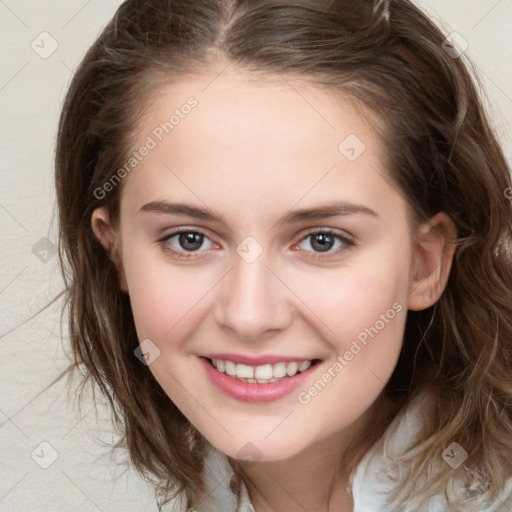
[200,357,317,403]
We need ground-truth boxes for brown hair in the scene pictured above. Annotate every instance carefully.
[55,0,512,509]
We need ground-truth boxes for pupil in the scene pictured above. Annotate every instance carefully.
[179,232,203,251]
[312,233,333,252]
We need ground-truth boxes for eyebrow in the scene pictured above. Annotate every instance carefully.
[277,201,378,225]
[140,201,223,221]
[139,200,379,224]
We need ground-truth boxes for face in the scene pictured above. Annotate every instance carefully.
[94,67,439,463]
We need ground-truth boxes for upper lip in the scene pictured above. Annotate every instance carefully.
[202,353,318,366]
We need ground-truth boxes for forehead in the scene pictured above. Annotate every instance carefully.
[139,67,381,156]
[121,67,396,218]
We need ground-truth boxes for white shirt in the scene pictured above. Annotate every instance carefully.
[164,392,512,511]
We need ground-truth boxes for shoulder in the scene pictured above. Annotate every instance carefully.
[350,390,512,511]
[350,391,432,511]
[159,443,252,512]
[165,390,511,511]
[195,444,254,512]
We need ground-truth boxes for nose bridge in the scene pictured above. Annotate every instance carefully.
[214,248,293,340]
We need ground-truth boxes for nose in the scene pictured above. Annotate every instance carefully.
[213,250,294,342]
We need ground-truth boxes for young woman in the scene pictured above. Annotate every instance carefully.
[55,0,512,510]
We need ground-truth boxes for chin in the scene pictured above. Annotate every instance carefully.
[205,428,311,465]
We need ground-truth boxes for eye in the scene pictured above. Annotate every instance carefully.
[297,230,354,257]
[159,229,216,257]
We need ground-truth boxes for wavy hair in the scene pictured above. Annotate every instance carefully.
[55,0,512,509]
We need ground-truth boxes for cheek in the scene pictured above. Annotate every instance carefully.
[288,248,411,349]
[289,267,408,442]
[121,243,215,341]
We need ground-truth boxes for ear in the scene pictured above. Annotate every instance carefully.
[407,212,457,311]
[91,207,129,293]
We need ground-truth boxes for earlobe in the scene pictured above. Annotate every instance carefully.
[407,212,457,311]
[91,207,129,293]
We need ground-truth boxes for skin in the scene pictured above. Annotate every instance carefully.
[92,66,456,511]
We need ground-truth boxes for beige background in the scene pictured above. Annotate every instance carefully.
[1,1,511,510]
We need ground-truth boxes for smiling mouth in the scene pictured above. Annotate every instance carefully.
[206,357,319,384]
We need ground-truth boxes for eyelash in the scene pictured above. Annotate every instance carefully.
[158,228,355,260]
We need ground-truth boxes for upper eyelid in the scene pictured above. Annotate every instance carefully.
[296,230,354,253]
[160,226,216,241]
[160,227,353,251]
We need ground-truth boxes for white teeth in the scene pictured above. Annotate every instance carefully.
[210,358,313,382]
[286,362,298,376]
[298,360,312,372]
[273,362,287,378]
[254,364,273,380]
[225,360,236,376]
[236,363,254,379]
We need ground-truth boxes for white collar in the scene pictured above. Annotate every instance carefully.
[184,391,512,512]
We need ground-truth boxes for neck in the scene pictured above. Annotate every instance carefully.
[231,408,375,512]
[239,442,352,511]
